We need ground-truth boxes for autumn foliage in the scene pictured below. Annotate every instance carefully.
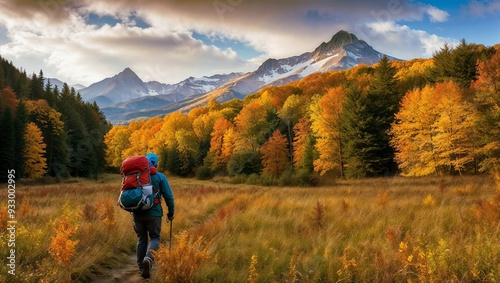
[102,42,500,180]
[48,207,80,282]
[0,60,110,181]
[390,81,478,176]
[260,130,290,177]
[23,122,47,178]
[152,230,211,283]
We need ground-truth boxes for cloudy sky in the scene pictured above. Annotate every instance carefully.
[0,0,498,86]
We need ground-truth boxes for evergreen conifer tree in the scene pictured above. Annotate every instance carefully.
[14,100,28,177]
[452,39,478,89]
[0,108,15,182]
[29,71,44,100]
[340,83,379,178]
[365,55,401,175]
[430,43,453,82]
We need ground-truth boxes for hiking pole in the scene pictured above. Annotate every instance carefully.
[169,219,173,251]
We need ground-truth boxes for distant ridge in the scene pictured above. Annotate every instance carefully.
[79,68,150,107]
[143,30,397,118]
[77,30,397,124]
[44,78,86,91]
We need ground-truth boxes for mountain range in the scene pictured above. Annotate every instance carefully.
[76,30,398,124]
[44,77,86,92]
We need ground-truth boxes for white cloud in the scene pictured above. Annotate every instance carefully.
[0,6,253,85]
[465,0,500,17]
[425,5,449,23]
[0,0,463,86]
[364,21,456,58]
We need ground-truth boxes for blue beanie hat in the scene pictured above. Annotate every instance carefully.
[146,152,158,167]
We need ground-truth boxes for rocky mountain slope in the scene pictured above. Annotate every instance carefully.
[80,30,397,124]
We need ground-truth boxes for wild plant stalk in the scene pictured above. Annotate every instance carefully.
[48,208,79,282]
[311,200,324,230]
[247,254,259,283]
[152,230,211,283]
[286,248,299,283]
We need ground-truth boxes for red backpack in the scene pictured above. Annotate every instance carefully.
[118,156,158,212]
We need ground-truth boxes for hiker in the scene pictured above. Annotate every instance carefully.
[133,152,175,279]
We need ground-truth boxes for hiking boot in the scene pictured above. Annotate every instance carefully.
[141,257,152,279]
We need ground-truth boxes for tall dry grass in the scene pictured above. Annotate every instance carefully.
[0,174,498,282]
[0,175,136,282]
[152,230,211,283]
[158,175,499,282]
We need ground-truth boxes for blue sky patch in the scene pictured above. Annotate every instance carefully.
[0,24,9,45]
[86,13,120,27]
[304,10,342,24]
[128,13,151,29]
[192,31,263,60]
[85,12,150,29]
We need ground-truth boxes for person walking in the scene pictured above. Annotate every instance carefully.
[132,152,175,279]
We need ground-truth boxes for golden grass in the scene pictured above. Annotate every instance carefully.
[152,230,211,283]
[0,174,498,282]
[0,175,136,282]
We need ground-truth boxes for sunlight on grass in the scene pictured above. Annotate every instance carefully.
[0,175,498,282]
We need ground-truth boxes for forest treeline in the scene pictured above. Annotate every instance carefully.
[105,40,500,184]
[0,57,111,182]
[1,39,499,184]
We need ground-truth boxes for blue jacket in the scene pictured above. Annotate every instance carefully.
[133,171,174,218]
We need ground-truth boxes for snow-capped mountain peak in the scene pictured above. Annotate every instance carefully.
[78,68,149,107]
[312,30,359,61]
[78,30,398,124]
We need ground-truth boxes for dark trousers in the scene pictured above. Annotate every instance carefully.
[133,216,162,269]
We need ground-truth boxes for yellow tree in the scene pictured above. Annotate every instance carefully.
[432,81,478,175]
[123,120,147,157]
[193,111,223,143]
[259,86,290,110]
[25,99,64,135]
[278,94,306,163]
[176,128,198,173]
[124,117,163,157]
[146,117,164,153]
[391,81,478,176]
[154,112,196,174]
[23,122,47,178]
[192,110,225,164]
[391,85,442,176]
[309,87,346,176]
[260,130,289,177]
[25,99,64,175]
[155,112,192,150]
[104,125,132,167]
[209,117,234,172]
[221,128,237,168]
[234,100,269,152]
[187,106,209,122]
[292,118,312,170]
[395,58,434,91]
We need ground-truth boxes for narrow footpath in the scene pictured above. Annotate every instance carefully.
[92,254,156,282]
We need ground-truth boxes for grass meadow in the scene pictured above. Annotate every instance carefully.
[1,174,499,282]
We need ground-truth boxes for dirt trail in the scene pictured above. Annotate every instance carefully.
[92,254,156,283]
